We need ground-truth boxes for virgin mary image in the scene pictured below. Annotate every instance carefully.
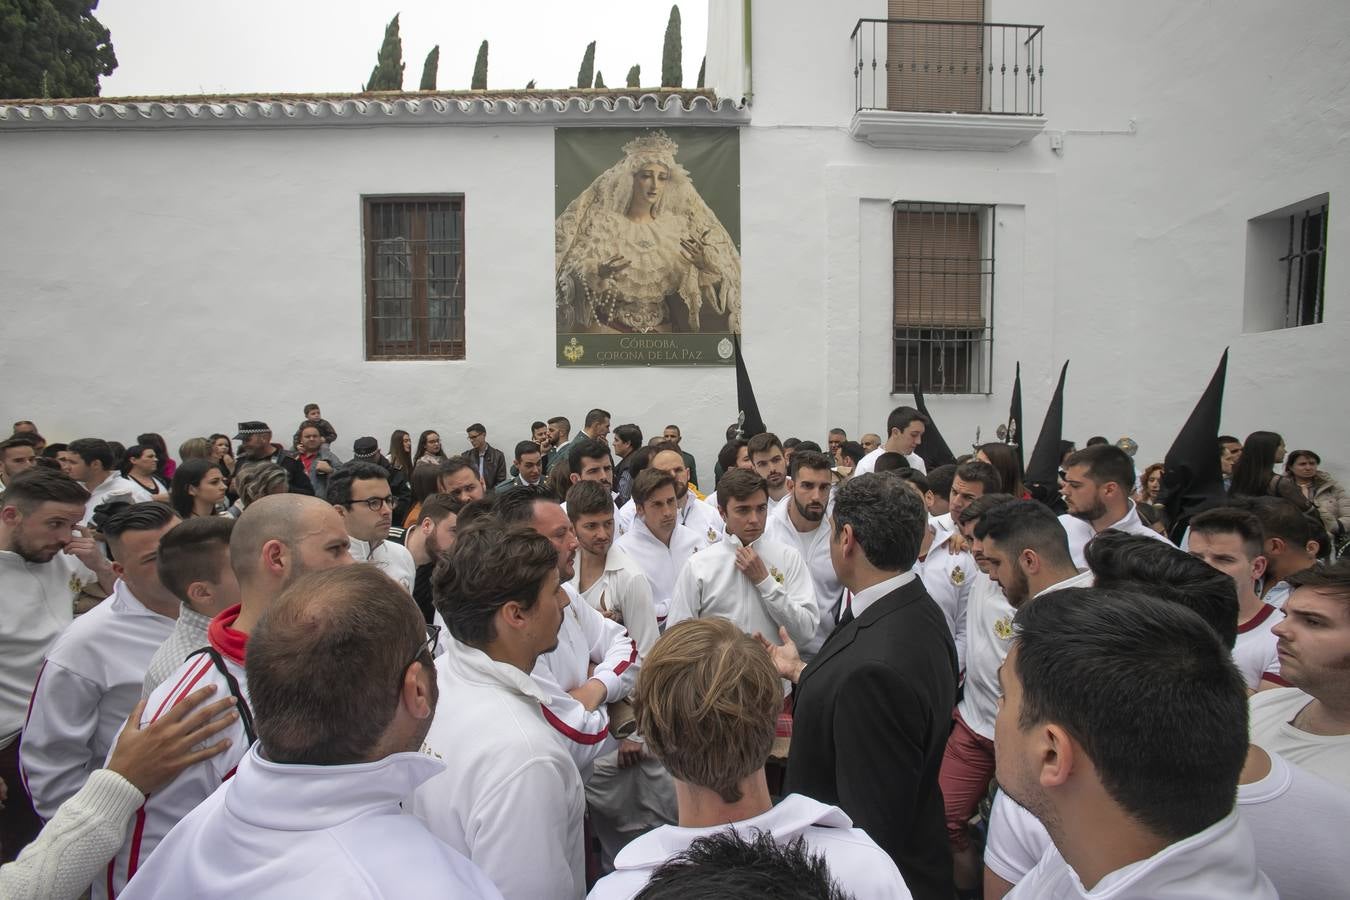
[556,130,742,335]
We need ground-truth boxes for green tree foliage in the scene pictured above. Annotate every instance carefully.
[576,41,595,89]
[626,64,640,88]
[594,71,605,89]
[419,45,439,91]
[697,55,705,88]
[661,5,681,88]
[0,0,118,99]
[364,14,404,91]
[471,40,488,89]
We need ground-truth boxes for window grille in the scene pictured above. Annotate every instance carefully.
[1280,204,1327,328]
[363,196,466,360]
[892,201,994,394]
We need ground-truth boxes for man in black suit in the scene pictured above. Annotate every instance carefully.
[761,472,958,900]
[461,423,507,489]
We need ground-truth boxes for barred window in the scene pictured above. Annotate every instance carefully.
[1243,195,1327,333]
[892,201,994,394]
[363,196,466,360]
[1280,203,1327,328]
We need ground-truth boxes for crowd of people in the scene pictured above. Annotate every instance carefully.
[0,403,1347,899]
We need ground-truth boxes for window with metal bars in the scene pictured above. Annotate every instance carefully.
[892,201,994,394]
[1280,203,1327,328]
[363,196,466,360]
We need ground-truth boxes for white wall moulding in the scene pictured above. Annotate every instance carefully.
[848,109,1047,151]
[0,91,750,132]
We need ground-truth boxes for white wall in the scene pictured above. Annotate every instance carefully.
[2,0,1348,480]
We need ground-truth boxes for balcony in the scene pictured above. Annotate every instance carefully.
[849,18,1047,151]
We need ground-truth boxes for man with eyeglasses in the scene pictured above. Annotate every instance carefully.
[120,566,501,898]
[102,494,354,899]
[329,461,417,594]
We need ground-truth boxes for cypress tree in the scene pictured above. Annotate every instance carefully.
[626,65,641,88]
[697,55,705,88]
[365,14,404,91]
[576,41,596,89]
[0,0,118,99]
[471,40,488,90]
[594,71,605,89]
[661,5,682,88]
[419,45,439,91]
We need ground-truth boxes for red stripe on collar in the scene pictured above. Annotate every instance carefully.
[208,604,249,664]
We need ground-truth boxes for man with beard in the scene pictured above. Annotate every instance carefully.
[617,446,723,544]
[120,566,500,899]
[763,451,842,661]
[938,497,1081,894]
[0,435,38,491]
[497,487,639,774]
[413,524,584,899]
[1057,444,1170,567]
[101,494,354,899]
[668,470,816,653]
[329,462,416,595]
[232,421,314,496]
[403,493,461,624]
[660,425,700,492]
[0,471,111,861]
[748,433,791,513]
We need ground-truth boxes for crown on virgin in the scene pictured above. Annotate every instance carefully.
[622,130,679,159]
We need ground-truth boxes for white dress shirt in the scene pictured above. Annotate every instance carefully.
[414,640,587,900]
[348,536,417,594]
[762,498,842,660]
[588,793,912,900]
[1059,502,1172,569]
[121,746,501,899]
[848,570,918,620]
[666,533,817,649]
[569,544,660,655]
[21,580,175,818]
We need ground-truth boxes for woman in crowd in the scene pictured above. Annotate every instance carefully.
[1136,462,1165,507]
[402,462,444,528]
[1285,450,1349,541]
[170,458,230,519]
[1229,430,1308,504]
[121,444,170,502]
[976,442,1025,499]
[136,432,176,481]
[178,437,212,462]
[209,433,236,482]
[414,430,447,467]
[388,429,414,475]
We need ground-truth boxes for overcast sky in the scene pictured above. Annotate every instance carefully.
[97,0,710,97]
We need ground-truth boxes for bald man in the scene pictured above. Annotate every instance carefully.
[101,495,354,899]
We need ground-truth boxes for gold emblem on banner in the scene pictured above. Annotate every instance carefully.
[563,337,585,363]
[950,566,966,585]
[994,616,1014,640]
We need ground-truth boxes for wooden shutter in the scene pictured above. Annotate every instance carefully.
[887,0,985,113]
[893,205,986,327]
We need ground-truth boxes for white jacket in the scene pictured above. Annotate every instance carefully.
[569,544,661,655]
[666,533,817,649]
[22,580,175,818]
[588,793,912,899]
[120,745,501,899]
[614,517,705,623]
[918,524,974,673]
[616,495,723,543]
[762,499,842,660]
[532,583,639,772]
[413,640,586,900]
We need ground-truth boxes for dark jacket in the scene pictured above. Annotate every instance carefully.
[680,450,700,493]
[462,445,508,488]
[784,577,958,900]
[248,445,315,496]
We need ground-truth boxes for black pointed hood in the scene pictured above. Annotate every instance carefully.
[1007,362,1025,473]
[733,335,766,439]
[1159,350,1229,539]
[914,383,957,469]
[1025,361,1069,496]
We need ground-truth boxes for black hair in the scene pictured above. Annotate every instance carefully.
[1063,445,1134,492]
[494,484,557,526]
[954,460,1003,495]
[584,408,611,428]
[885,405,927,436]
[873,452,909,473]
[170,458,223,518]
[157,517,235,602]
[466,423,486,435]
[614,424,643,448]
[431,522,558,646]
[790,450,834,478]
[514,440,542,462]
[566,480,615,520]
[326,461,391,507]
[926,464,956,500]
[837,441,865,466]
[1229,431,1283,498]
[635,830,850,900]
[0,468,90,510]
[568,438,612,474]
[98,501,178,560]
[68,437,114,470]
[1011,588,1248,842]
[1190,507,1266,562]
[830,473,925,572]
[973,499,1072,567]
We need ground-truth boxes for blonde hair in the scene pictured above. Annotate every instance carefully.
[635,617,779,802]
[178,437,212,460]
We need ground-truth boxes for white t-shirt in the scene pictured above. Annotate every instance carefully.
[348,536,417,594]
[761,499,842,660]
[1006,810,1274,899]
[0,550,90,747]
[853,446,926,476]
[1249,687,1350,789]
[1059,502,1172,569]
[1232,604,1284,690]
[987,750,1350,900]
[83,475,153,524]
[588,793,912,900]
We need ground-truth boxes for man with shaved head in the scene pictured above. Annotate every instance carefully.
[101,494,354,899]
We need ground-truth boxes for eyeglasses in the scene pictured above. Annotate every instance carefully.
[346,496,394,511]
[398,624,440,694]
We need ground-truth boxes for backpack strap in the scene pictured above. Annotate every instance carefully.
[186,646,256,745]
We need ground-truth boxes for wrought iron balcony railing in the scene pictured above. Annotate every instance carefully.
[851,18,1044,116]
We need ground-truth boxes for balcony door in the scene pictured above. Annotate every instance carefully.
[887,0,985,113]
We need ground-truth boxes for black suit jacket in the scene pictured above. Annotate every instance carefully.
[784,576,958,900]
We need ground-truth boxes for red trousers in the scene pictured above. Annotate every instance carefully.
[938,709,996,851]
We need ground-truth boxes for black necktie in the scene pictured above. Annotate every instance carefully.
[837,607,854,629]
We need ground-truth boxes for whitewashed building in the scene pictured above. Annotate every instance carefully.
[1,0,1346,477]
